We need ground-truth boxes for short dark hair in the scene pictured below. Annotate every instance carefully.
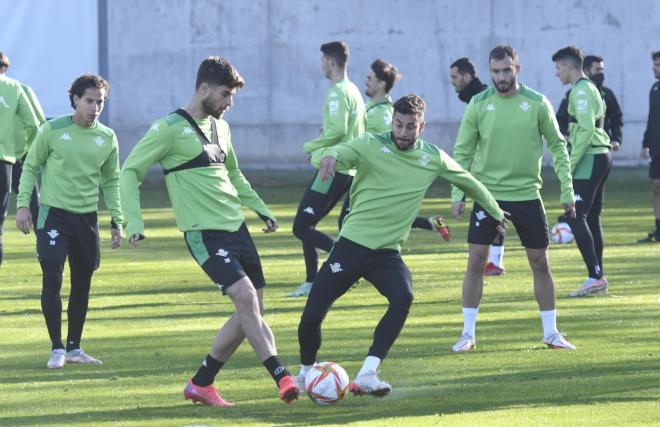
[583,55,603,72]
[196,56,245,90]
[652,51,660,61]
[450,57,477,78]
[0,51,9,69]
[68,74,109,109]
[393,94,426,117]
[489,45,519,63]
[321,41,349,68]
[552,46,584,69]
[371,59,400,93]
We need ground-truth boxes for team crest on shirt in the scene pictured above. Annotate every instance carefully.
[485,103,496,111]
[59,132,72,141]
[418,154,431,166]
[0,96,9,108]
[94,136,104,146]
[519,101,530,111]
[182,126,193,135]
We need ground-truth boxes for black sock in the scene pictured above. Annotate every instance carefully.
[655,219,660,235]
[65,339,80,352]
[192,354,224,387]
[263,355,290,384]
[588,264,603,279]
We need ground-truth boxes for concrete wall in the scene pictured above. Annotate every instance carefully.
[106,0,660,168]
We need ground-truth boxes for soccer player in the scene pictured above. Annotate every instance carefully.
[120,56,298,406]
[639,51,660,243]
[553,46,613,297]
[288,41,366,297]
[364,58,449,240]
[16,74,123,368]
[0,51,39,268]
[0,53,45,226]
[450,57,506,275]
[450,45,577,352]
[296,94,505,397]
[556,54,623,151]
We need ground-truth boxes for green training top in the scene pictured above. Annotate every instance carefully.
[303,79,366,175]
[312,131,504,251]
[365,95,393,133]
[14,83,46,158]
[567,78,611,173]
[0,75,39,163]
[451,84,574,205]
[120,113,275,239]
[18,116,123,225]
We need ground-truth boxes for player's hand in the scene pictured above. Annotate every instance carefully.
[129,233,143,247]
[495,211,511,235]
[111,227,124,249]
[15,207,32,234]
[563,203,576,219]
[641,147,650,159]
[452,201,466,219]
[611,141,620,151]
[263,218,279,233]
[319,156,337,181]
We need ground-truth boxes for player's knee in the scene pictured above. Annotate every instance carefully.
[652,181,660,196]
[529,254,550,274]
[392,287,413,312]
[467,252,488,272]
[228,279,259,311]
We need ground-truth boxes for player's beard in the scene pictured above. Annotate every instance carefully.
[364,87,374,97]
[202,98,226,119]
[393,136,416,150]
[493,76,515,94]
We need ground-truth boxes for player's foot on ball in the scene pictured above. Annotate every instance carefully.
[638,231,660,243]
[430,215,451,241]
[47,349,66,369]
[452,333,476,352]
[543,332,576,350]
[183,379,234,407]
[568,277,608,297]
[278,375,299,403]
[287,282,312,297]
[65,349,103,365]
[484,262,505,276]
[349,370,392,397]
[294,372,306,395]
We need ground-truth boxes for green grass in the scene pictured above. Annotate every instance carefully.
[1,168,659,426]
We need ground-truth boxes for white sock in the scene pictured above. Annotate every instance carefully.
[488,245,504,267]
[461,307,478,338]
[299,363,313,377]
[540,309,559,339]
[357,356,381,377]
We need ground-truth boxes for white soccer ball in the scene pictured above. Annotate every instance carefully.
[551,222,574,244]
[304,361,350,405]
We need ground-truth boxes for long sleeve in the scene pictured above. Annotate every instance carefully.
[310,135,365,171]
[17,123,49,209]
[100,133,123,226]
[605,89,623,144]
[439,151,503,221]
[225,137,275,222]
[555,91,570,138]
[540,97,574,205]
[120,120,171,238]
[20,85,46,156]
[450,100,479,203]
[15,86,39,151]
[303,90,350,154]
[569,88,597,172]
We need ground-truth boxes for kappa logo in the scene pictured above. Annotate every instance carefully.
[329,92,338,98]
[380,146,392,154]
[575,194,583,202]
[576,99,588,112]
[485,103,496,111]
[0,96,9,108]
[47,229,59,239]
[216,248,229,257]
[419,154,431,166]
[59,132,72,141]
[303,206,315,215]
[94,136,104,146]
[329,262,343,273]
[182,126,193,135]
[576,89,586,96]
[519,101,530,111]
[328,100,339,115]
[150,123,160,132]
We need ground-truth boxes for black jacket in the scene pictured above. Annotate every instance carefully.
[458,77,488,104]
[556,84,623,143]
[643,80,660,155]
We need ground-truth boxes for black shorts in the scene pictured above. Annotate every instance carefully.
[36,206,100,271]
[184,222,265,294]
[468,199,549,249]
[650,155,660,180]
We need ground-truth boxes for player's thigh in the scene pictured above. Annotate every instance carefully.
[363,252,413,304]
[294,172,352,223]
[649,155,660,180]
[67,212,100,272]
[309,237,365,302]
[504,200,549,249]
[235,223,267,290]
[36,207,70,265]
[467,201,503,245]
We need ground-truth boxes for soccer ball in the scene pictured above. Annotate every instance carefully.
[304,361,350,405]
[551,222,574,244]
